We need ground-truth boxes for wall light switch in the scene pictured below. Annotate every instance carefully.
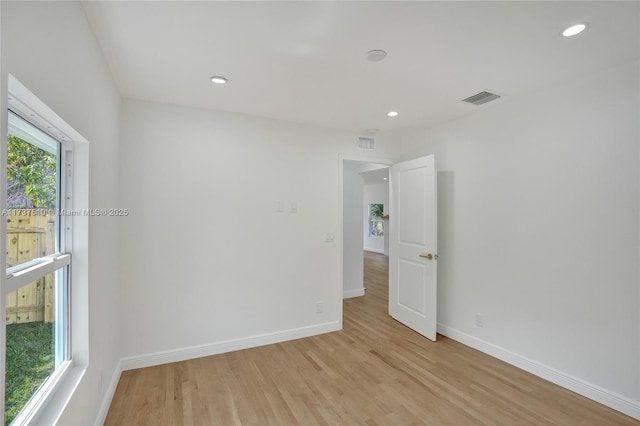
[276,200,284,212]
[325,232,335,242]
[290,201,298,213]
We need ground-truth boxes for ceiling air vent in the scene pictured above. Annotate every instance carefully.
[462,91,501,106]
[358,136,375,150]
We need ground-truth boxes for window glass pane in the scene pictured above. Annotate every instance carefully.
[369,220,384,237]
[368,203,384,237]
[6,112,60,267]
[4,268,68,425]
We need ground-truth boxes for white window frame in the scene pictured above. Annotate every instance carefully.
[4,109,72,426]
[1,76,88,426]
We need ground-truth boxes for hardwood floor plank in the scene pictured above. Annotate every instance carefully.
[105,251,638,425]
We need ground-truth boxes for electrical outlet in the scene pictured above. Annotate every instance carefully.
[316,302,323,314]
[475,313,485,328]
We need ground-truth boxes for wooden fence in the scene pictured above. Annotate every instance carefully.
[5,210,56,325]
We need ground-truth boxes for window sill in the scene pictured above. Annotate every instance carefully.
[15,364,86,426]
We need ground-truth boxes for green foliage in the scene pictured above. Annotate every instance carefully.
[7,135,57,209]
[4,322,54,424]
[370,203,384,218]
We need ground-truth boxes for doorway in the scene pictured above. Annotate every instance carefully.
[340,155,438,341]
[341,160,390,300]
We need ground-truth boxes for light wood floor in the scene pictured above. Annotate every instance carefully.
[105,251,638,425]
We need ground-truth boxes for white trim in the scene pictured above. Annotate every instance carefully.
[61,146,74,254]
[5,254,70,292]
[28,365,85,426]
[2,75,91,425]
[363,246,384,254]
[8,75,87,144]
[343,288,365,299]
[121,321,341,371]
[11,361,71,426]
[94,360,122,426]
[437,323,640,421]
[7,110,59,154]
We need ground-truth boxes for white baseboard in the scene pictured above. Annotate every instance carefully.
[120,321,341,371]
[437,323,640,421]
[363,247,384,254]
[94,359,122,426]
[343,288,365,298]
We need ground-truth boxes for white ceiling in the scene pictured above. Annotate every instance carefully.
[361,167,389,186]
[82,1,639,137]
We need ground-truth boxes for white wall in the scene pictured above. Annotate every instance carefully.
[400,60,640,414]
[119,100,397,361]
[1,1,122,424]
[363,182,389,253]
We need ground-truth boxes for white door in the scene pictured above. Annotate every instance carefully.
[389,155,437,341]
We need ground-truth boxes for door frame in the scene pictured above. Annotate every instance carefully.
[338,154,394,328]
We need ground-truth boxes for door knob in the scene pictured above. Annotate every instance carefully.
[419,253,434,260]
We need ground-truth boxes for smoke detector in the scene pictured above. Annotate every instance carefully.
[365,50,387,62]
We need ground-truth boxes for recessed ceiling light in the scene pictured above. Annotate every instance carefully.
[383,177,388,181]
[387,111,398,117]
[562,23,588,37]
[210,76,228,84]
[365,50,387,62]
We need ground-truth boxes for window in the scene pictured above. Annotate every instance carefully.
[4,111,72,425]
[368,203,384,237]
